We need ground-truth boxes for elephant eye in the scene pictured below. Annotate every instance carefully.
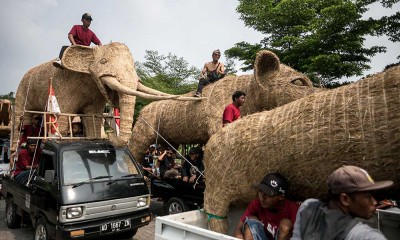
[100,58,108,64]
[291,78,307,86]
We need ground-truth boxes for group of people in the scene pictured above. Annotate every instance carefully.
[11,113,84,184]
[142,144,204,184]
[234,166,394,240]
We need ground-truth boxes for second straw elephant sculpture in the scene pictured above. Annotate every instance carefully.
[130,50,320,160]
[204,65,400,233]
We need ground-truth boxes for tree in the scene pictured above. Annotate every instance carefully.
[226,0,400,86]
[133,50,201,120]
[0,92,15,103]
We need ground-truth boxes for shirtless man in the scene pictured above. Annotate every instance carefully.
[194,49,226,97]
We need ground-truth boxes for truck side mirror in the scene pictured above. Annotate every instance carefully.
[44,170,55,183]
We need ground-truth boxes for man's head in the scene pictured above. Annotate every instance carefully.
[328,165,393,219]
[212,49,221,61]
[81,13,93,28]
[72,122,83,134]
[27,139,38,153]
[31,114,42,127]
[232,90,246,107]
[166,148,175,157]
[253,172,288,209]
[189,147,200,161]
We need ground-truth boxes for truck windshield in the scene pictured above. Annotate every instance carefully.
[62,149,140,185]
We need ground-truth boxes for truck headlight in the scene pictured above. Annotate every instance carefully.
[66,207,83,219]
[137,197,148,207]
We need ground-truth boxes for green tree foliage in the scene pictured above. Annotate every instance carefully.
[226,0,399,86]
[0,92,15,104]
[133,50,201,120]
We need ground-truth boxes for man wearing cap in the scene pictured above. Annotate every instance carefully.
[234,173,300,240]
[68,13,102,46]
[291,165,393,240]
[54,13,102,68]
[182,147,204,183]
[14,139,41,184]
[194,49,226,97]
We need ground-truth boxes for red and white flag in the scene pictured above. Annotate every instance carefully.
[113,108,120,136]
[47,79,61,135]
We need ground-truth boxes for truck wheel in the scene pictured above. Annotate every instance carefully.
[6,198,21,228]
[165,197,189,215]
[34,218,49,240]
[117,228,138,239]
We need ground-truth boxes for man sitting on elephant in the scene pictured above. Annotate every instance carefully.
[194,49,226,97]
[54,12,102,68]
[234,173,299,240]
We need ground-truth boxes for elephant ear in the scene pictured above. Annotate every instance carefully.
[254,50,280,86]
[61,45,95,74]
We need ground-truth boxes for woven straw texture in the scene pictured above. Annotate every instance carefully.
[204,65,400,233]
[130,51,321,161]
[0,99,12,135]
[12,43,145,150]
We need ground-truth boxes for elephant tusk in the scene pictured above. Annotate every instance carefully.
[137,82,171,96]
[101,76,179,100]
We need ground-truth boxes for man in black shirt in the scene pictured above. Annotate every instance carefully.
[182,147,204,183]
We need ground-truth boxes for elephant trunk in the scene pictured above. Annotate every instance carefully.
[117,93,135,145]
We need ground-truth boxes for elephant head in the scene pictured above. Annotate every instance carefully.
[60,42,200,146]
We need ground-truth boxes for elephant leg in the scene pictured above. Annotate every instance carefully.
[130,117,158,163]
[204,180,234,234]
[81,106,105,139]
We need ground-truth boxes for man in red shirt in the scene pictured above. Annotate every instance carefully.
[222,90,246,127]
[234,173,299,240]
[14,139,41,184]
[54,13,102,68]
[18,114,44,149]
[68,13,102,46]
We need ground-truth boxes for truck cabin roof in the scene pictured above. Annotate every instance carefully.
[42,139,119,152]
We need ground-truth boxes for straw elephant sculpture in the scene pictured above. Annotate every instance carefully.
[130,50,320,160]
[12,42,199,150]
[0,99,12,136]
[203,65,400,233]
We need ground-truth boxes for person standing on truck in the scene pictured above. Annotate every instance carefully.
[182,147,204,183]
[53,13,102,68]
[290,165,393,240]
[234,172,299,240]
[194,49,226,97]
[14,138,41,184]
[18,114,44,149]
[222,91,246,127]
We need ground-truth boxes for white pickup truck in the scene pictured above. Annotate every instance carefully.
[155,207,400,240]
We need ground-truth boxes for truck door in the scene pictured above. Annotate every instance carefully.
[31,150,58,229]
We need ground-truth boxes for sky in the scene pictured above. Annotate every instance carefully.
[0,0,399,95]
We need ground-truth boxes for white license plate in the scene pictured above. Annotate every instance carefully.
[100,219,131,234]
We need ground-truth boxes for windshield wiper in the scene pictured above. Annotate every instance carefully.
[72,175,113,188]
[107,174,139,185]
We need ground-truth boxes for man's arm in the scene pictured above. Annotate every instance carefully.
[222,106,233,127]
[199,63,208,79]
[233,221,245,239]
[217,63,225,75]
[68,34,76,45]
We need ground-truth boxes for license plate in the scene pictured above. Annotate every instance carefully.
[100,219,131,234]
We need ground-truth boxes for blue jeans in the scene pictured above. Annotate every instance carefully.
[244,218,268,240]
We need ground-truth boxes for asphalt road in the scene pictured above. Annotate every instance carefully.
[0,198,165,240]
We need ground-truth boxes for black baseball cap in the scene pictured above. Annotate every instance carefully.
[253,173,288,196]
[82,13,93,20]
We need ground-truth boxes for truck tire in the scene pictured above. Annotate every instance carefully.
[165,197,189,215]
[6,198,21,228]
[34,218,50,240]
[117,228,138,239]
